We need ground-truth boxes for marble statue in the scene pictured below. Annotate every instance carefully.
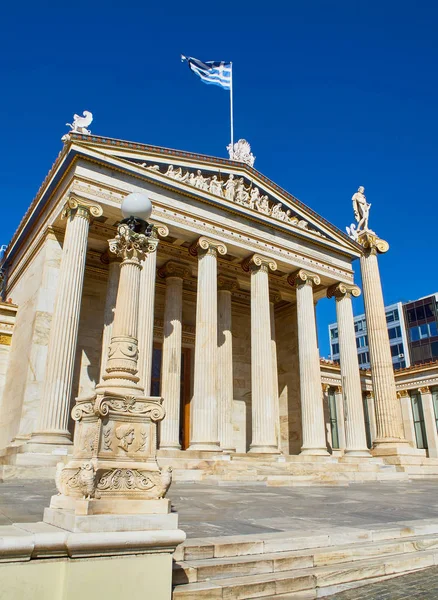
[209,175,224,196]
[249,186,260,209]
[227,139,256,167]
[224,174,237,201]
[194,170,208,190]
[235,178,250,205]
[66,111,93,135]
[346,223,358,241]
[352,186,371,233]
[255,194,271,215]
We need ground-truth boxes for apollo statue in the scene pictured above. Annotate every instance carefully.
[346,186,373,240]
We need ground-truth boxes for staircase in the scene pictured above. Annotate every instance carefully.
[172,521,438,598]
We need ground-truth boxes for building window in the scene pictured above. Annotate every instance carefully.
[386,309,399,323]
[358,352,370,365]
[388,326,402,340]
[410,323,438,342]
[331,343,339,355]
[410,392,428,450]
[330,328,338,340]
[355,320,365,333]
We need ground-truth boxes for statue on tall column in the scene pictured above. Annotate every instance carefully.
[347,186,374,241]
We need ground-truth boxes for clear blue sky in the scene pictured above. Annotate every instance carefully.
[1,1,437,357]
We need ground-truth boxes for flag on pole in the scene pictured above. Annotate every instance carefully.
[181,55,232,90]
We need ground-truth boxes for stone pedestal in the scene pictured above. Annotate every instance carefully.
[245,254,279,453]
[289,270,328,456]
[188,237,227,451]
[217,276,238,451]
[32,196,103,446]
[358,232,409,456]
[137,225,169,394]
[158,261,189,450]
[327,283,370,457]
[420,387,438,458]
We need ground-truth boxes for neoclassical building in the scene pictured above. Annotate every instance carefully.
[0,133,437,482]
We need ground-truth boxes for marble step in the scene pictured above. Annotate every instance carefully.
[173,532,438,584]
[172,548,438,599]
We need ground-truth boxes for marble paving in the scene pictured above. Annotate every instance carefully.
[2,479,438,538]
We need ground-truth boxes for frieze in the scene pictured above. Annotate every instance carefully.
[138,162,326,239]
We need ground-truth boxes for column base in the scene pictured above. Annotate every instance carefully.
[220,446,236,452]
[249,445,280,454]
[188,442,221,451]
[300,447,330,457]
[30,430,73,445]
[159,443,182,451]
[344,449,372,457]
[371,439,417,457]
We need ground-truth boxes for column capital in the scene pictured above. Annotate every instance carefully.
[218,275,239,292]
[109,224,157,263]
[327,282,361,300]
[322,383,330,394]
[287,269,320,288]
[397,389,410,399]
[242,253,277,273]
[62,194,103,221]
[365,390,374,399]
[335,385,343,394]
[150,223,169,239]
[419,386,431,395]
[158,260,191,280]
[357,231,389,256]
[189,236,227,258]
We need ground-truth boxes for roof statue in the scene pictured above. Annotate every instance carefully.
[227,139,255,167]
[346,186,373,241]
[66,111,93,135]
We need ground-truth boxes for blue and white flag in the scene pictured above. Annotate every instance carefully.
[181,55,232,90]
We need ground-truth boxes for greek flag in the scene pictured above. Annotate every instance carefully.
[181,55,231,90]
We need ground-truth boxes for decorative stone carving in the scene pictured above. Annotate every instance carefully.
[158,261,191,280]
[56,462,96,499]
[65,111,93,135]
[327,283,361,300]
[287,269,321,288]
[63,195,103,221]
[242,253,277,274]
[138,163,325,237]
[227,139,256,167]
[189,236,227,258]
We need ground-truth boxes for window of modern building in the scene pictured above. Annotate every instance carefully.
[390,343,405,357]
[330,328,338,340]
[354,320,365,333]
[410,323,438,342]
[356,335,368,349]
[386,309,399,323]
[432,341,438,358]
[388,326,402,340]
[331,343,339,355]
[358,352,370,365]
[392,361,406,370]
[410,391,428,450]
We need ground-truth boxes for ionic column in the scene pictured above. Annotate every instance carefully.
[32,196,103,444]
[244,254,278,453]
[217,275,238,451]
[189,237,227,451]
[334,386,346,451]
[398,390,416,447]
[270,292,281,450]
[288,270,328,456]
[358,232,407,452]
[158,261,190,450]
[420,387,438,458]
[99,253,121,378]
[327,283,370,456]
[137,224,169,394]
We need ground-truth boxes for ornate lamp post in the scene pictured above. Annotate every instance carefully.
[46,193,172,520]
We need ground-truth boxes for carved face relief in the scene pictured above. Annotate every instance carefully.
[115,424,135,452]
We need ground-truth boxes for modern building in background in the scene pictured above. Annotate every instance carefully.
[329,293,438,369]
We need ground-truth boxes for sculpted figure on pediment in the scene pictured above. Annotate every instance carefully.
[249,186,260,209]
[255,194,271,215]
[166,165,176,177]
[146,164,160,171]
[271,202,285,220]
[224,173,237,201]
[173,167,184,180]
[194,169,209,190]
[209,175,224,196]
[235,178,250,205]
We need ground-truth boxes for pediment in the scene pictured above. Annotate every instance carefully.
[68,134,362,256]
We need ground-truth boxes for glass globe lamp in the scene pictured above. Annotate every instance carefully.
[120,192,153,235]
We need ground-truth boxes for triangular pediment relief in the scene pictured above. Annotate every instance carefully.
[68,134,361,255]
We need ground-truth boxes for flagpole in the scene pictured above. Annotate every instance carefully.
[230,62,234,154]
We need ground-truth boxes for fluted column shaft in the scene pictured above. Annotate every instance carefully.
[290,270,328,455]
[359,235,406,447]
[217,276,237,451]
[137,225,168,394]
[159,262,189,449]
[328,283,370,456]
[270,299,281,450]
[33,198,102,444]
[246,255,278,453]
[189,237,227,451]
[334,386,346,450]
[99,256,121,378]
